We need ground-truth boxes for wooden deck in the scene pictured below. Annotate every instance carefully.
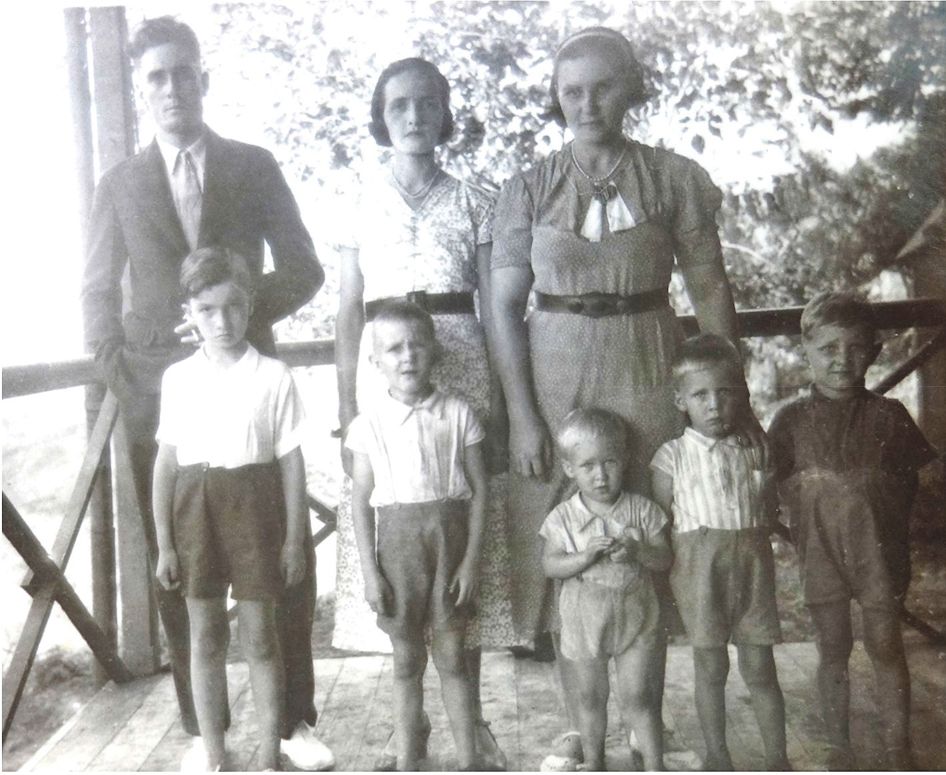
[17,641,946,772]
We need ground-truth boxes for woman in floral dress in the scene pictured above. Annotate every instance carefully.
[334,57,514,770]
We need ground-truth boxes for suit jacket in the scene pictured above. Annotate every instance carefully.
[82,128,322,400]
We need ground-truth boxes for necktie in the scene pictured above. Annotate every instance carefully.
[174,149,202,250]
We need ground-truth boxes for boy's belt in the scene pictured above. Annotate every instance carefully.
[534,289,668,318]
[365,291,475,321]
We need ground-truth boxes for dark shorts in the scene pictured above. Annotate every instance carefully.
[375,499,470,640]
[172,462,285,601]
[670,527,782,648]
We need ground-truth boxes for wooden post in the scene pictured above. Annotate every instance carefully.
[86,6,160,675]
[65,5,118,687]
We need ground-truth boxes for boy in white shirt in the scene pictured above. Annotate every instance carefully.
[152,247,311,771]
[650,334,788,771]
[346,301,487,771]
[540,408,671,772]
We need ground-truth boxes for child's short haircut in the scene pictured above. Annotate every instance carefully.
[671,333,745,387]
[180,246,254,299]
[371,300,437,343]
[557,407,629,459]
[800,291,877,342]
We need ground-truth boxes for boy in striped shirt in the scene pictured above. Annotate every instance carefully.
[650,334,788,771]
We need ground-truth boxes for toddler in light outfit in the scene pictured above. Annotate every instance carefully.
[540,408,671,771]
[347,301,487,771]
[650,333,789,771]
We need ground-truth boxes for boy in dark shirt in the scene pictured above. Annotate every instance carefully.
[769,291,938,770]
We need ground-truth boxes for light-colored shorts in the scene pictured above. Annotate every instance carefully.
[670,526,782,648]
[559,574,659,661]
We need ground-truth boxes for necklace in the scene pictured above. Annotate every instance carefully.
[571,142,627,204]
[392,168,441,201]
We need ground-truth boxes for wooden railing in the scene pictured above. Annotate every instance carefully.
[2,298,945,742]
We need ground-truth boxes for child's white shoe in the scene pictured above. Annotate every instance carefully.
[179,737,224,772]
[540,731,582,772]
[281,720,335,771]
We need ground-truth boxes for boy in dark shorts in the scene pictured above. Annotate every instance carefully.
[769,291,938,770]
[347,301,487,771]
[651,334,789,771]
[152,247,310,771]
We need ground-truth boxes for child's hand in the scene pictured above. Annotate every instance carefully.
[584,535,616,563]
[450,557,480,607]
[608,536,640,564]
[364,572,392,617]
[280,541,305,587]
[155,549,180,591]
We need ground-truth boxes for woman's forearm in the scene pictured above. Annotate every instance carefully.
[489,267,542,424]
[683,262,739,343]
[336,247,365,429]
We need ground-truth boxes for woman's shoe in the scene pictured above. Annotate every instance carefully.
[373,713,431,771]
[476,720,508,771]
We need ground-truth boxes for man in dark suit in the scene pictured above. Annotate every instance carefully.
[81,17,333,770]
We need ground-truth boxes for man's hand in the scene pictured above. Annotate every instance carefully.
[155,549,181,591]
[175,307,201,346]
[280,540,305,587]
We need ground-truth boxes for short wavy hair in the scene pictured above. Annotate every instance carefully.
[800,291,877,342]
[556,407,629,459]
[370,300,437,344]
[180,246,253,299]
[369,58,454,147]
[671,333,745,388]
[546,26,648,126]
[127,16,200,63]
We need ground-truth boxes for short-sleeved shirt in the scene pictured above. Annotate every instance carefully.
[157,344,305,468]
[650,428,770,533]
[345,389,485,507]
[539,491,668,589]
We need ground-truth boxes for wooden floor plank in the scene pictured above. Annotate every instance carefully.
[17,642,946,772]
[312,655,385,771]
[86,673,180,771]
[479,651,520,771]
[28,675,162,773]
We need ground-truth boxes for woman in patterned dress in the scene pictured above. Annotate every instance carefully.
[334,57,514,770]
[490,28,747,770]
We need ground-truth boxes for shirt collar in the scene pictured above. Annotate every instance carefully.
[684,425,741,451]
[156,130,208,183]
[382,388,445,425]
[197,342,258,372]
[567,490,630,533]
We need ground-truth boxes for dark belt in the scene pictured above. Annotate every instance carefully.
[365,291,475,321]
[534,289,668,318]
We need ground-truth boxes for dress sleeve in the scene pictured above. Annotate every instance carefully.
[666,156,725,269]
[468,184,496,246]
[273,366,307,459]
[490,173,535,270]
